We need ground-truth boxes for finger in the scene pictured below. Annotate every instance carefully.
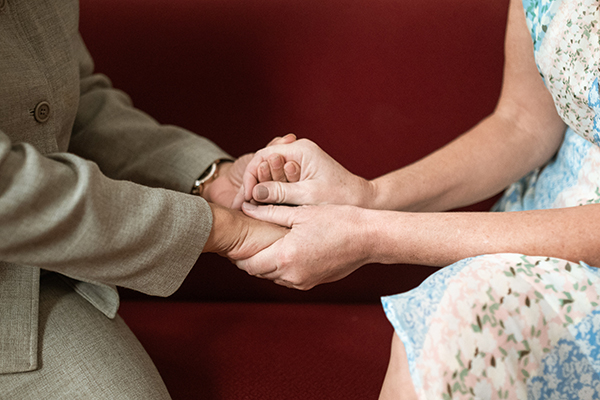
[251,181,305,205]
[274,279,297,289]
[267,133,296,147]
[267,154,287,182]
[242,156,266,201]
[257,161,272,183]
[251,271,295,289]
[242,140,303,200]
[254,270,282,281]
[248,268,304,291]
[231,186,246,210]
[242,202,296,227]
[236,259,278,277]
[258,273,303,290]
[283,161,301,183]
[236,248,280,278]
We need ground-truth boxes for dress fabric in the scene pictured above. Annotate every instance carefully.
[381,0,600,399]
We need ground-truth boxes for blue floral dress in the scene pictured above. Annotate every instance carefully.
[381,0,600,398]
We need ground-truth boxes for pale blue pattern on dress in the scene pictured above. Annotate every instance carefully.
[381,258,473,390]
[493,128,591,212]
[522,0,562,53]
[527,308,600,400]
[591,78,600,144]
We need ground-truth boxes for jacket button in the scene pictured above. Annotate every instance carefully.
[34,101,51,123]
[0,0,7,12]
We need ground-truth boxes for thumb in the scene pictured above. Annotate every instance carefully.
[266,133,296,146]
[252,181,306,205]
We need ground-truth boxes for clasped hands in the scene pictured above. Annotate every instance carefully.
[206,135,376,290]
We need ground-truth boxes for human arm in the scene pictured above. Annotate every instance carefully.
[235,0,597,290]
[238,201,600,290]
[367,0,565,212]
[66,29,295,262]
[0,130,210,295]
[240,0,566,212]
[0,11,288,297]
[0,4,221,296]
[0,129,287,292]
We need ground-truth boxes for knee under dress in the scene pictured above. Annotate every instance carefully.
[381,0,600,398]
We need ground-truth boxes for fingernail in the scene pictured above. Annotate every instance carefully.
[242,202,257,211]
[255,186,269,201]
[269,154,283,168]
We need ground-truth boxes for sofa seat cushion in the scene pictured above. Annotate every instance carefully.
[119,301,392,400]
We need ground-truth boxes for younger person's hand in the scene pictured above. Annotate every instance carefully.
[232,139,373,209]
[203,134,300,208]
[236,202,373,290]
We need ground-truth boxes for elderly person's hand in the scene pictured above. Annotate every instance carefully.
[203,203,289,266]
[235,202,373,290]
[232,139,373,209]
[203,134,301,208]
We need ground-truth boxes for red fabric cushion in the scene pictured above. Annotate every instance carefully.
[119,301,393,400]
[80,0,508,180]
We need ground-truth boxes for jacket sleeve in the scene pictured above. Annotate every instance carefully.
[0,131,212,296]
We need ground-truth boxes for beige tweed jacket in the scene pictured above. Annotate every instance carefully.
[0,0,230,373]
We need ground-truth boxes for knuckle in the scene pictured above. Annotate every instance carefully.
[286,273,312,291]
[298,138,317,150]
[271,182,287,204]
[279,247,296,266]
[286,274,301,287]
[265,204,278,218]
[291,163,301,176]
[245,265,258,276]
[254,149,272,163]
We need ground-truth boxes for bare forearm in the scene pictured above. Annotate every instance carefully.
[368,112,563,212]
[365,204,600,267]
[367,0,567,213]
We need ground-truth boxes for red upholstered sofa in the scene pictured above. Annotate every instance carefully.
[79,0,509,398]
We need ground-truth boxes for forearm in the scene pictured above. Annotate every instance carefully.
[368,0,567,213]
[365,205,600,267]
[368,111,563,212]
